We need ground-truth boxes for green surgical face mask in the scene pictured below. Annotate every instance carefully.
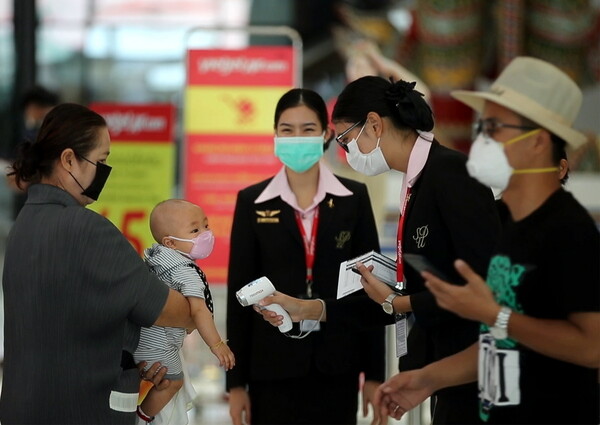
[274,135,324,173]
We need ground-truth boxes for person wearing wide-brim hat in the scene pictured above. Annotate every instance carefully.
[372,56,600,425]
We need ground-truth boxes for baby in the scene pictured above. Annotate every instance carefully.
[134,199,234,422]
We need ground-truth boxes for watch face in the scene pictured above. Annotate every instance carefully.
[382,302,394,315]
[490,327,507,340]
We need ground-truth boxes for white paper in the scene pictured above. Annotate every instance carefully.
[336,250,397,299]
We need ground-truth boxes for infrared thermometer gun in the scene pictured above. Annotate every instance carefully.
[236,276,293,333]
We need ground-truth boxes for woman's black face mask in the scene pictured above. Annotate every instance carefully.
[69,155,112,201]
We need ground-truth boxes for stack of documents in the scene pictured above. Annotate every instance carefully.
[336,250,397,299]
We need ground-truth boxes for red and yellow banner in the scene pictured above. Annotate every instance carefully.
[89,103,176,255]
[184,47,295,283]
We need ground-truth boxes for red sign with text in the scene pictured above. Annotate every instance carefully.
[184,47,295,283]
[90,103,176,255]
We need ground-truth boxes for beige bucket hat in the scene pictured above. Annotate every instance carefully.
[452,56,586,148]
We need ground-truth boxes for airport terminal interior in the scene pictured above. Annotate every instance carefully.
[0,1,599,424]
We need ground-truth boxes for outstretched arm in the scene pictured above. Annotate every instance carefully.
[189,297,235,370]
[257,291,325,323]
[375,343,478,421]
[425,260,600,369]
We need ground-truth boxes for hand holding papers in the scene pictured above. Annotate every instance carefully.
[337,250,398,299]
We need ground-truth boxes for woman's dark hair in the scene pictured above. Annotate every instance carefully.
[274,88,333,149]
[10,103,107,189]
[332,76,434,132]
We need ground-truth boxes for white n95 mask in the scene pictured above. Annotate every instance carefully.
[467,129,551,191]
[466,133,514,191]
[345,123,390,176]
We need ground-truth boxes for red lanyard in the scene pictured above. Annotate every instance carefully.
[294,208,319,297]
[396,187,412,287]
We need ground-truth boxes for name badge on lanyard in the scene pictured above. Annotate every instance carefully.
[478,333,521,415]
[394,187,411,357]
[295,208,320,332]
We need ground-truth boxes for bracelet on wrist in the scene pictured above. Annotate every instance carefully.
[210,339,228,350]
[137,406,155,423]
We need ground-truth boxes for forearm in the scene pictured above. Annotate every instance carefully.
[193,302,223,347]
[422,343,479,391]
[141,382,182,416]
[154,289,194,328]
[502,312,599,368]
[392,294,412,313]
[300,298,327,321]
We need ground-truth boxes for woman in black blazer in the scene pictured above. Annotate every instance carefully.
[226,88,385,425]
[260,77,501,424]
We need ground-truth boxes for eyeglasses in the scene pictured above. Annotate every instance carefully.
[473,118,538,139]
[335,120,365,152]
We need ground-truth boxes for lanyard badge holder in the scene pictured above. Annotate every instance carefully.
[394,188,412,358]
[294,209,321,334]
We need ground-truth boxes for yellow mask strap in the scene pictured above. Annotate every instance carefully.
[513,167,559,175]
[503,128,541,146]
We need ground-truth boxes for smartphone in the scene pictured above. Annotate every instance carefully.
[403,253,448,281]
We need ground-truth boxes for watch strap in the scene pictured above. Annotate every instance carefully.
[382,293,398,314]
[385,293,398,304]
[494,306,512,330]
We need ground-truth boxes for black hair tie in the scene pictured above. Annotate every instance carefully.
[385,79,418,105]
[385,78,433,131]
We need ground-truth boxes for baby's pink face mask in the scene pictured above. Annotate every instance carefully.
[168,230,215,260]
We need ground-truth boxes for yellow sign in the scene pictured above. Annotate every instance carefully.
[89,141,175,254]
[185,86,287,134]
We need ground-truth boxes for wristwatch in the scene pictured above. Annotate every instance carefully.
[490,306,512,340]
[381,293,399,315]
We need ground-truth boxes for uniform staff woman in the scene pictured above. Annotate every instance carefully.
[261,77,500,424]
[1,104,193,424]
[226,88,385,425]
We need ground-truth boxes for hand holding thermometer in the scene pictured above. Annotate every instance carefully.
[236,277,293,333]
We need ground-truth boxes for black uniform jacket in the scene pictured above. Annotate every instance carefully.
[226,175,385,389]
[327,141,501,368]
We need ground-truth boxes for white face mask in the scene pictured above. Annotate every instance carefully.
[466,133,514,191]
[345,123,390,176]
[467,129,550,191]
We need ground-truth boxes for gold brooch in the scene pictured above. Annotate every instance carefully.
[256,209,280,223]
[335,231,351,248]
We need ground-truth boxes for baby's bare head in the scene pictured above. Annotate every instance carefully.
[150,199,206,244]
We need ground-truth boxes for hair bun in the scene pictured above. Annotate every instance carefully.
[11,140,41,185]
[385,78,434,131]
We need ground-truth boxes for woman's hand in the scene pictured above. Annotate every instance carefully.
[229,386,251,425]
[374,369,435,421]
[362,380,385,425]
[424,259,499,325]
[255,291,314,324]
[137,361,170,390]
[355,262,393,304]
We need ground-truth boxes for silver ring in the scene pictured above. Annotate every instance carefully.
[393,404,400,414]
